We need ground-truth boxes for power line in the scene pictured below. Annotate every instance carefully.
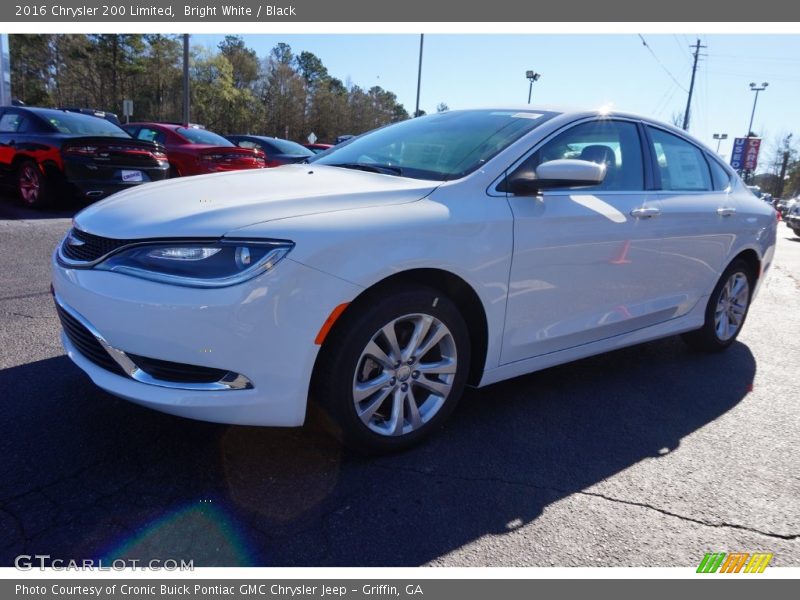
[637,34,689,93]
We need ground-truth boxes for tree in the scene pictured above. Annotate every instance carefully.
[8,35,52,105]
[436,102,449,113]
[218,35,259,90]
[295,51,329,88]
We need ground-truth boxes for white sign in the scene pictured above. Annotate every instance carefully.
[307,132,318,144]
[122,99,134,117]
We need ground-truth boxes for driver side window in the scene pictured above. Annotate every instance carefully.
[508,119,644,192]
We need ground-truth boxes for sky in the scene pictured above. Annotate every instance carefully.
[194,33,800,165]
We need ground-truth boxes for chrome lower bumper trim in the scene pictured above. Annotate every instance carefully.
[55,294,253,391]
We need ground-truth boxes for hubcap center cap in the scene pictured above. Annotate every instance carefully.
[395,365,412,382]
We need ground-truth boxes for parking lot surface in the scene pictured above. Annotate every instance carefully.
[1,199,798,567]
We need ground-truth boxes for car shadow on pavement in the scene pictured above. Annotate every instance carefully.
[0,336,755,566]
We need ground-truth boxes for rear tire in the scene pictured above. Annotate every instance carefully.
[312,285,470,454]
[17,160,51,209]
[792,228,800,238]
[681,259,754,352]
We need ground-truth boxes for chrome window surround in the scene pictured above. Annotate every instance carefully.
[55,294,253,391]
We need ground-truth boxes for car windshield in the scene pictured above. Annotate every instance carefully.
[43,111,130,137]
[267,138,314,156]
[177,127,233,146]
[312,109,558,180]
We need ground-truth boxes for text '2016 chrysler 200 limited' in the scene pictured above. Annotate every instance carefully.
[52,108,777,452]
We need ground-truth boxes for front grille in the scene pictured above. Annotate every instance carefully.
[61,228,136,263]
[126,354,229,384]
[55,302,126,377]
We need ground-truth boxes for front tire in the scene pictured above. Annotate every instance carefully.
[313,286,470,453]
[682,259,754,352]
[17,160,51,208]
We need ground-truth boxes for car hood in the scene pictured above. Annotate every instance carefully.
[73,164,440,239]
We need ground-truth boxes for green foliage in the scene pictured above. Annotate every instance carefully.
[8,34,409,143]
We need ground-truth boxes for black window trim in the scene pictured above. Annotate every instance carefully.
[703,150,734,192]
[490,115,650,197]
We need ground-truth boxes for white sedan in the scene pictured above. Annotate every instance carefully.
[52,108,777,452]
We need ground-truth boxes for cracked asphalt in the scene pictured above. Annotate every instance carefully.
[0,198,798,567]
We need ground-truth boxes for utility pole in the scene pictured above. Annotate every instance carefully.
[414,34,424,118]
[682,38,706,131]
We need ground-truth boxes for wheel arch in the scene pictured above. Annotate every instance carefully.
[314,268,490,387]
[730,247,761,284]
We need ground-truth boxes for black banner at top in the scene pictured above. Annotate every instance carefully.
[1,0,798,22]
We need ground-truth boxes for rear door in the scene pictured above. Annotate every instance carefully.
[644,125,739,316]
[500,118,670,364]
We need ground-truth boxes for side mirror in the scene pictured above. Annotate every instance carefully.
[504,159,607,196]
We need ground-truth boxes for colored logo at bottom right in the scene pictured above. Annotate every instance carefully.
[697,552,773,573]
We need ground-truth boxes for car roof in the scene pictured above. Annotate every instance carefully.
[126,122,181,130]
[12,106,106,121]
[456,105,716,154]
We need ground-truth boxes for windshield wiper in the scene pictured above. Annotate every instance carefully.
[328,162,403,176]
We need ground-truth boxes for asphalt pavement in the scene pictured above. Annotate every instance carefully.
[0,197,798,567]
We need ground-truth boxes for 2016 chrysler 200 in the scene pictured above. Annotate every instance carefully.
[52,108,777,452]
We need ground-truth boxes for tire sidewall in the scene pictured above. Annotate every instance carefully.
[316,286,471,453]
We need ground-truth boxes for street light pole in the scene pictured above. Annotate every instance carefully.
[713,133,728,153]
[414,34,424,117]
[743,82,768,184]
[747,82,768,138]
[526,70,540,104]
[182,34,190,126]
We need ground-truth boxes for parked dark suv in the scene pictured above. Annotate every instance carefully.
[0,106,169,208]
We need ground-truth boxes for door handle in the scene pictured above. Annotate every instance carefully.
[630,206,661,219]
[717,207,736,217]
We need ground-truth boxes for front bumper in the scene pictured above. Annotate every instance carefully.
[52,251,361,426]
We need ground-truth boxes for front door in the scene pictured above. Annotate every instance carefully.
[500,118,671,364]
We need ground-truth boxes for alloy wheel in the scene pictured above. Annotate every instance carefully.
[714,272,750,341]
[352,313,457,437]
[19,165,41,205]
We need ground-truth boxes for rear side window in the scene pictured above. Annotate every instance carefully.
[707,155,732,191]
[0,113,24,133]
[648,127,712,191]
[235,139,261,150]
[137,127,166,145]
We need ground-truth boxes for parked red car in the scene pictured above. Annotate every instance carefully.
[122,123,266,177]
[304,143,334,154]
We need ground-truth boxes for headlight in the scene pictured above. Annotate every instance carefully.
[96,239,293,288]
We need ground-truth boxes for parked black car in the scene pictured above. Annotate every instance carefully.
[58,107,122,126]
[0,106,169,208]
[226,135,314,167]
